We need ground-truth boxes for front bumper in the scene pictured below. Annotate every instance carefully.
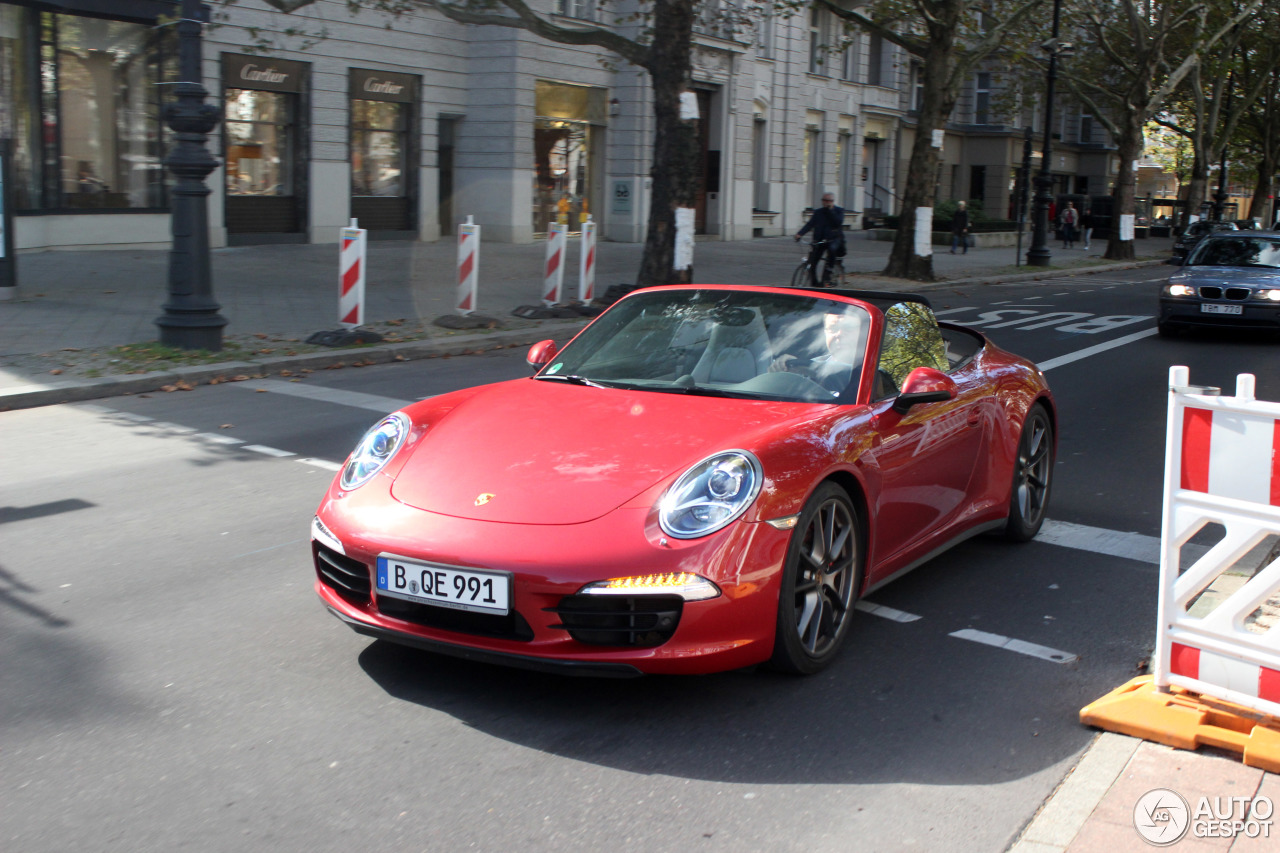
[312,478,793,676]
[1158,297,1280,331]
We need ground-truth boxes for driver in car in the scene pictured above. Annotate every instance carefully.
[768,311,864,395]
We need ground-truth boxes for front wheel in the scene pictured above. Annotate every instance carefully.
[771,482,862,674]
[790,261,812,288]
[1004,405,1054,541]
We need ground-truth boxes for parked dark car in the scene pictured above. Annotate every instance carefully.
[1172,220,1237,259]
[1159,230,1280,336]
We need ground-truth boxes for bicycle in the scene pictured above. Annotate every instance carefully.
[790,239,846,288]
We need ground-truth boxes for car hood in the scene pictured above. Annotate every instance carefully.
[1174,267,1280,288]
[389,378,819,525]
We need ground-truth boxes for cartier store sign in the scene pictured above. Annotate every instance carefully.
[349,69,417,104]
[223,53,307,94]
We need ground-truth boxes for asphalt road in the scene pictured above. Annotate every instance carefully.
[3,266,1278,852]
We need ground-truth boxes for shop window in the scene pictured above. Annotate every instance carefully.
[224,89,294,197]
[352,101,406,197]
[3,7,175,212]
[533,81,605,234]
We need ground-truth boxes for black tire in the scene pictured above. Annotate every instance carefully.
[771,482,862,674]
[790,261,812,288]
[1157,320,1180,338]
[1004,405,1054,541]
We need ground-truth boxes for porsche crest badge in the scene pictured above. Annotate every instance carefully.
[475,493,495,506]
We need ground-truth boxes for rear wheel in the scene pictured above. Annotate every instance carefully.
[771,483,862,674]
[1004,405,1054,541]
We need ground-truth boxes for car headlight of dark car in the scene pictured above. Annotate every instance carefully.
[1255,289,1280,302]
[1164,283,1196,297]
[340,412,411,490]
[658,450,763,539]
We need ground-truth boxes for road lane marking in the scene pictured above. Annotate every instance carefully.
[1038,519,1159,563]
[233,378,412,413]
[855,601,922,622]
[949,628,1078,664]
[298,458,342,471]
[193,433,244,445]
[243,445,296,458]
[1036,327,1158,371]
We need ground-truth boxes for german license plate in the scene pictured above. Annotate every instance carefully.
[1201,303,1243,315]
[376,555,510,615]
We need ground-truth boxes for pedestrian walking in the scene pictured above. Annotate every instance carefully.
[950,200,970,254]
[1059,202,1078,249]
[1080,208,1094,250]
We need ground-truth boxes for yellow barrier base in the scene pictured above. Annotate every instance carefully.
[1080,675,1280,773]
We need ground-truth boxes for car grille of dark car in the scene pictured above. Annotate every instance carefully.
[545,595,683,647]
[1198,286,1251,301]
[375,596,535,641]
[314,542,371,604]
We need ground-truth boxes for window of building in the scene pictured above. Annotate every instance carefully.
[910,62,923,112]
[2,5,176,212]
[755,13,773,59]
[974,72,991,124]
[1080,114,1093,144]
[534,81,606,234]
[970,165,986,203]
[809,9,827,75]
[867,35,884,86]
[554,0,595,22]
[225,90,294,197]
[840,31,857,81]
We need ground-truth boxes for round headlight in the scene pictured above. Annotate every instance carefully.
[1166,283,1195,297]
[340,412,410,490]
[1257,289,1280,302]
[659,451,763,539]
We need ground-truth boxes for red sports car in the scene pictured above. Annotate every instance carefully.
[311,285,1055,676]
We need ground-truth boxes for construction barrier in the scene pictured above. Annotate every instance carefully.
[338,218,367,327]
[456,215,479,315]
[543,221,566,307]
[1082,366,1280,771]
[578,214,596,303]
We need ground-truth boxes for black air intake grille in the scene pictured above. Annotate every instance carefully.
[545,595,683,647]
[315,543,371,604]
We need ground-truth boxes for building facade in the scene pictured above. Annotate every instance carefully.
[0,0,928,252]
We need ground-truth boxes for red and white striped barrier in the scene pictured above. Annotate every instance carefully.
[339,218,367,328]
[1155,366,1280,717]
[543,222,566,307]
[578,214,596,303]
[456,215,479,315]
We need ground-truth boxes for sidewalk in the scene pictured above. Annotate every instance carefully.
[2,232,1276,848]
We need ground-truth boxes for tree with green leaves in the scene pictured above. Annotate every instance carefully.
[1054,0,1262,260]
[814,0,1042,281]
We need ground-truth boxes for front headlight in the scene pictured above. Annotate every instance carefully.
[579,572,721,601]
[1165,283,1196,297]
[340,412,410,490]
[1256,289,1280,301]
[658,450,763,539]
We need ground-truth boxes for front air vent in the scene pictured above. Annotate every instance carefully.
[314,543,371,604]
[545,595,683,647]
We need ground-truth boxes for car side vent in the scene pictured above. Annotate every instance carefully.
[546,595,683,647]
[314,542,371,604]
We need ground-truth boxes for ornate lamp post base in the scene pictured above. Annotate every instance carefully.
[156,0,226,352]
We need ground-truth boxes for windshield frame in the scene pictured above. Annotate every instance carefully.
[538,286,882,405]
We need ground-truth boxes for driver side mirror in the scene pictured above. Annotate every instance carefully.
[526,340,558,372]
[891,367,957,414]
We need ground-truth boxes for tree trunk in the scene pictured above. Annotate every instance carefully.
[883,36,956,281]
[1104,119,1143,261]
[635,0,699,288]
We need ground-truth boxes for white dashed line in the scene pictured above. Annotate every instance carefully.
[855,601,922,622]
[298,458,342,471]
[115,412,153,423]
[243,445,296,458]
[1036,327,1159,371]
[233,379,412,413]
[949,628,1078,664]
[193,433,244,445]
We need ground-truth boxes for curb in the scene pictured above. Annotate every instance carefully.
[1,319,590,411]
[0,258,1168,412]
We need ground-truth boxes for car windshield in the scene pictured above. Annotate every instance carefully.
[539,289,873,403]
[1187,237,1280,268]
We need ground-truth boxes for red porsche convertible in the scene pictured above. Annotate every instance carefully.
[311,285,1055,676]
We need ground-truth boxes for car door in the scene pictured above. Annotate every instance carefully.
[861,301,991,572]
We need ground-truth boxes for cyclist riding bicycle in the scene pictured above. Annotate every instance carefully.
[795,193,846,286]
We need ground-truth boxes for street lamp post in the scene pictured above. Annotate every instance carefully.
[1027,0,1064,267]
[1212,148,1229,223]
[155,0,227,351]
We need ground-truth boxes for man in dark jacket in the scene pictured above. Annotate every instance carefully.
[796,193,845,285]
[950,200,970,254]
